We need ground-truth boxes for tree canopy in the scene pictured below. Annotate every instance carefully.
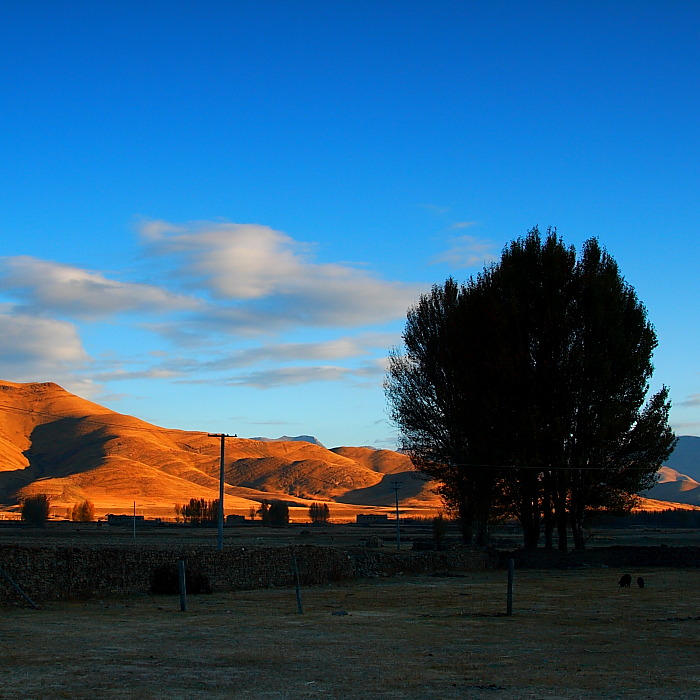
[309,502,331,525]
[70,499,96,522]
[21,494,51,526]
[385,227,676,550]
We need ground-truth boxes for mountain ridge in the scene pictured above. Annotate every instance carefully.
[0,380,436,518]
[0,380,697,517]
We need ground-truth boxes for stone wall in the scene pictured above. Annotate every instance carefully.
[0,544,489,605]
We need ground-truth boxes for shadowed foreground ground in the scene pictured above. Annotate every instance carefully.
[1,568,698,699]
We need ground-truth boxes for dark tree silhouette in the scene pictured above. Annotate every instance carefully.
[386,227,676,550]
[179,498,220,524]
[308,502,331,524]
[259,499,290,526]
[21,494,51,526]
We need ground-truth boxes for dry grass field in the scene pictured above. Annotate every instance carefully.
[1,566,699,699]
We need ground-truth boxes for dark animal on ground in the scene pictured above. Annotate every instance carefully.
[637,576,645,588]
[618,573,632,588]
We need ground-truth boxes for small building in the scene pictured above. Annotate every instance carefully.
[226,514,246,524]
[107,513,145,526]
[356,513,389,525]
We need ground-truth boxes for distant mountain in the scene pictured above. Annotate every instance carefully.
[249,435,325,447]
[0,380,438,517]
[664,435,700,482]
[640,436,700,507]
[642,466,700,506]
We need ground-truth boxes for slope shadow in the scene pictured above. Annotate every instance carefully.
[0,417,111,501]
[336,470,429,506]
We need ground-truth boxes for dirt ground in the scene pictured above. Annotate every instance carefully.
[1,567,698,699]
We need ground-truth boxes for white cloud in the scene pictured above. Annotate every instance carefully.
[140,220,421,331]
[98,333,396,386]
[142,220,308,299]
[0,313,87,366]
[0,256,197,318]
[431,235,498,268]
[224,365,353,388]
[0,312,99,397]
[92,368,181,382]
[206,335,385,369]
[217,356,390,389]
[679,394,700,408]
[0,220,413,401]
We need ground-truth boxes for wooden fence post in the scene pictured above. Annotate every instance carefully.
[292,554,303,614]
[507,558,514,616]
[178,560,187,612]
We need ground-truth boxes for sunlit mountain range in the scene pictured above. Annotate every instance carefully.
[0,380,697,518]
[0,380,437,519]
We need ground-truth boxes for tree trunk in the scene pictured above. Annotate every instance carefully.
[475,518,490,547]
[554,479,568,551]
[556,509,568,552]
[518,469,541,549]
[542,472,554,550]
[543,510,553,550]
[474,476,494,547]
[571,507,586,550]
[552,469,569,552]
[521,496,540,549]
[457,496,474,544]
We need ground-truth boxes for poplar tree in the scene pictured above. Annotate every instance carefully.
[386,227,676,549]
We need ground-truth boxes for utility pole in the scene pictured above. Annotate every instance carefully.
[392,481,401,551]
[208,433,236,551]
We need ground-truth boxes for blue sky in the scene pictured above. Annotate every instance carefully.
[1,1,698,448]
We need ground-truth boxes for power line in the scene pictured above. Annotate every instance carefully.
[436,462,658,471]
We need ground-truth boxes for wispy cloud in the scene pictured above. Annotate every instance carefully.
[92,368,181,382]
[218,363,387,389]
[197,333,396,370]
[93,334,394,386]
[223,365,352,388]
[0,256,196,319]
[679,394,700,408]
[140,220,421,332]
[430,235,499,268]
[0,220,414,395]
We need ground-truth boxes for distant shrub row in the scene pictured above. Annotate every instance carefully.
[20,495,96,525]
[173,498,334,526]
[599,508,700,529]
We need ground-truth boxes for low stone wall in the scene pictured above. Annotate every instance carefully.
[0,544,489,605]
[499,545,700,570]
[349,547,492,578]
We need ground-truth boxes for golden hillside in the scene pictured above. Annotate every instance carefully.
[0,380,440,519]
[1,380,691,521]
